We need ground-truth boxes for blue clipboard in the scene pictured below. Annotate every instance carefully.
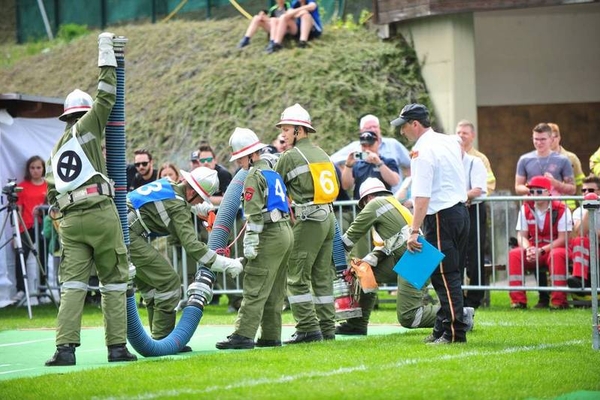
[393,236,445,290]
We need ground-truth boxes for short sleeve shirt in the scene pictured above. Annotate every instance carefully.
[410,129,467,214]
[516,151,574,196]
[515,204,573,232]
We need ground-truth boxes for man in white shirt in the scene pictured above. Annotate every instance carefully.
[392,103,471,345]
[455,135,488,309]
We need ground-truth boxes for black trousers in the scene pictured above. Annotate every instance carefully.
[464,203,487,308]
[423,203,470,342]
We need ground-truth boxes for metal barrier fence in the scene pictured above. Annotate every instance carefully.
[24,194,597,348]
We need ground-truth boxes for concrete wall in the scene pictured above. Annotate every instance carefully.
[395,2,600,145]
[397,13,478,134]
[474,3,600,107]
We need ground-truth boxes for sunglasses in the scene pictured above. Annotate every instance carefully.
[199,157,214,163]
[529,188,546,195]
[134,161,149,167]
[582,188,597,193]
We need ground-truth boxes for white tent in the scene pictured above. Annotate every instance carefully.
[0,94,64,307]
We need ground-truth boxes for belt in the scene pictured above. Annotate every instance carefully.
[57,182,114,209]
[293,203,333,213]
[262,209,289,223]
[293,203,332,221]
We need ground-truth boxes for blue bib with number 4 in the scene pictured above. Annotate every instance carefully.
[262,170,289,213]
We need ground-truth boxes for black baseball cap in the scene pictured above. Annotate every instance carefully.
[190,150,200,161]
[390,104,429,127]
[359,131,377,145]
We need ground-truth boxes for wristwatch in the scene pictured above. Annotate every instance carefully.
[410,229,420,235]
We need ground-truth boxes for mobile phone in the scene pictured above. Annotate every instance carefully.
[354,151,369,160]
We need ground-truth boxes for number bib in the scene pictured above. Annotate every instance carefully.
[52,126,104,194]
[308,162,339,204]
[262,170,289,213]
[127,178,176,210]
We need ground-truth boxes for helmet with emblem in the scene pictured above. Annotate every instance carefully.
[358,177,392,209]
[59,89,93,122]
[275,103,315,133]
[229,127,267,162]
[180,166,219,203]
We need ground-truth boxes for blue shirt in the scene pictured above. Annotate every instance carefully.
[331,137,411,193]
[351,156,399,199]
[291,0,322,32]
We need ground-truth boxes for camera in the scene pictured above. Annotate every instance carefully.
[353,151,369,160]
[2,179,22,201]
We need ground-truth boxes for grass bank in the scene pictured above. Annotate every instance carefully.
[0,18,431,168]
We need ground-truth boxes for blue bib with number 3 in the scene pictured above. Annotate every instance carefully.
[127,178,177,210]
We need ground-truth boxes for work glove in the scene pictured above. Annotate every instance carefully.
[190,202,214,218]
[211,254,244,278]
[98,32,117,68]
[243,231,260,260]
[361,252,378,267]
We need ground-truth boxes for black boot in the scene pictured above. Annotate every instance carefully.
[283,331,323,344]
[216,334,255,350]
[45,344,76,366]
[107,344,138,362]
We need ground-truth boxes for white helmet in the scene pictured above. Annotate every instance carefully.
[228,127,267,162]
[180,167,219,203]
[59,89,93,121]
[275,103,315,133]
[358,177,392,208]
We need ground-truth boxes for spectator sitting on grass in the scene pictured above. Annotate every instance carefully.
[238,1,290,50]
[267,0,322,54]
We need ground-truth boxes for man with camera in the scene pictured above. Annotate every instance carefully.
[341,131,400,258]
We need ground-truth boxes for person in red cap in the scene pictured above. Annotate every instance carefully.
[508,175,573,309]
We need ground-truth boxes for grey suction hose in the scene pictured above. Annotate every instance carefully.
[207,168,248,255]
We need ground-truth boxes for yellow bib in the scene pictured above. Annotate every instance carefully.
[308,162,339,204]
[385,196,414,225]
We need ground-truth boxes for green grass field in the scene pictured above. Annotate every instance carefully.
[1,291,599,400]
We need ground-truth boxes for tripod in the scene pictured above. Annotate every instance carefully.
[0,193,58,318]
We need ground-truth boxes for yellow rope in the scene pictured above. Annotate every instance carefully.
[229,0,253,20]
[162,0,189,23]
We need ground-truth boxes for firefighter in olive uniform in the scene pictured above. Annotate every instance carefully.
[274,104,339,343]
[127,167,243,341]
[216,128,294,349]
[45,32,136,366]
[338,178,475,335]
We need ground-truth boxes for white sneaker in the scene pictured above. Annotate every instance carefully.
[463,307,475,332]
[11,291,25,303]
[39,296,52,305]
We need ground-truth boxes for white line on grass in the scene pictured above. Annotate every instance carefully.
[0,338,54,347]
[0,368,38,376]
[95,340,584,400]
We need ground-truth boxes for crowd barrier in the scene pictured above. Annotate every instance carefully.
[28,195,598,308]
